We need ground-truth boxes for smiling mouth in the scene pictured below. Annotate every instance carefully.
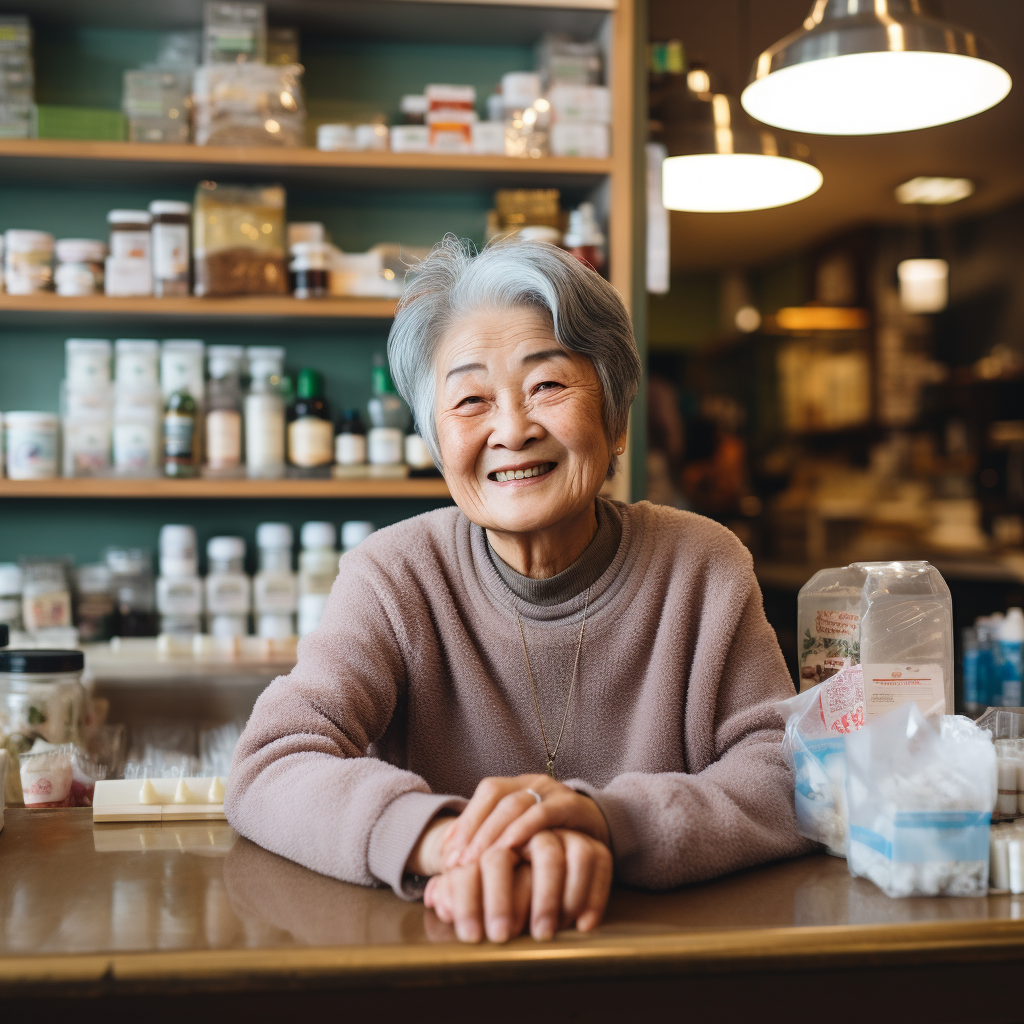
[488,462,556,483]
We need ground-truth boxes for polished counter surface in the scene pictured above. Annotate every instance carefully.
[2,809,1024,1018]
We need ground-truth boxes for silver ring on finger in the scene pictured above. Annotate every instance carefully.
[526,788,542,805]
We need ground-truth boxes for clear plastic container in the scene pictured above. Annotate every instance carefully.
[4,229,54,294]
[107,547,157,637]
[798,560,953,718]
[193,63,305,148]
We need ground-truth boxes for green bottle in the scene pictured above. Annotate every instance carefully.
[164,388,198,478]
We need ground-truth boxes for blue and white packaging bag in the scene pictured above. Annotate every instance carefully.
[845,704,997,897]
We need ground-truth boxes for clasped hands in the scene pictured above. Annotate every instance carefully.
[408,774,613,944]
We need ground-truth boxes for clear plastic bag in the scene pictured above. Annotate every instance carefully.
[193,63,305,148]
[798,561,953,717]
[777,662,865,857]
[845,704,997,896]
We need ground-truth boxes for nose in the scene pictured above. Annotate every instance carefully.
[487,392,545,451]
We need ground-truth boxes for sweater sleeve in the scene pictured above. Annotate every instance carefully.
[224,558,466,899]
[567,573,815,889]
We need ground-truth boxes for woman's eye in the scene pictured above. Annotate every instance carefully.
[534,381,563,393]
[457,395,484,407]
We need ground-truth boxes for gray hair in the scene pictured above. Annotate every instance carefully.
[387,234,641,476]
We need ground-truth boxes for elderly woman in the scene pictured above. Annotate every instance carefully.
[226,237,809,944]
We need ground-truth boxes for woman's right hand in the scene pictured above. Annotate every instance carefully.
[423,828,612,943]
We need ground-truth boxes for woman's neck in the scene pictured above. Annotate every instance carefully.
[485,501,598,579]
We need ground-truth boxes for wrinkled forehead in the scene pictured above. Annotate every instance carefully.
[435,304,560,374]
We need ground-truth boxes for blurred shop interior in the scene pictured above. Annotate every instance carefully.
[644,1,1024,692]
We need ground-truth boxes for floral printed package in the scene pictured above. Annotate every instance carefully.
[777,662,866,857]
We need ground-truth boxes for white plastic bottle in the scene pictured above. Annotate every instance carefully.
[998,608,1024,707]
[156,524,202,636]
[254,522,297,639]
[204,536,250,637]
[341,520,375,553]
[245,346,286,478]
[298,521,338,638]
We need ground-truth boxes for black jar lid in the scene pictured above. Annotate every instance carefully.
[0,649,84,673]
[0,623,7,648]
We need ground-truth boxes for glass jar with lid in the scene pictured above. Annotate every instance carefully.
[0,648,86,752]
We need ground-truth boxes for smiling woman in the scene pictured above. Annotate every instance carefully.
[225,236,812,946]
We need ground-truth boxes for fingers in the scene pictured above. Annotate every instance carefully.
[511,861,533,939]
[574,834,613,933]
[448,863,484,943]
[480,847,518,943]
[559,830,597,929]
[458,790,543,866]
[494,791,610,852]
[525,830,566,941]
[440,777,513,868]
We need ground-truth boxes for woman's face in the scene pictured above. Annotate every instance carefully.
[435,305,620,536]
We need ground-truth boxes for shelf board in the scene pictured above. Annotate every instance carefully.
[0,477,451,499]
[0,140,613,190]
[0,292,397,324]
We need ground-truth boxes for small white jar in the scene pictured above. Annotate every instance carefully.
[65,339,113,388]
[368,426,404,466]
[55,239,107,296]
[316,123,355,151]
[4,412,59,479]
[4,230,54,295]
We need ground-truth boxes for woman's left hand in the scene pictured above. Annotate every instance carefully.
[441,774,610,870]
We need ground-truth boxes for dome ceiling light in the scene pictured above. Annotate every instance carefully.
[741,0,1012,136]
[894,176,975,205]
[661,92,822,213]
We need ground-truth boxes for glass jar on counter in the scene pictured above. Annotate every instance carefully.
[4,229,54,294]
[0,648,86,751]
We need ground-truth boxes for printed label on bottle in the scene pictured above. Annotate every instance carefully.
[23,590,72,630]
[114,421,157,471]
[245,395,285,472]
[335,432,367,466]
[289,418,334,467]
[862,663,945,719]
[157,577,202,616]
[164,414,194,459]
[110,229,151,261]
[205,575,250,615]
[255,574,297,614]
[152,223,190,281]
[206,409,242,468]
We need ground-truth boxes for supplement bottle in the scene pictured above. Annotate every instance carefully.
[149,199,191,297]
[205,345,244,472]
[106,547,157,637]
[254,522,297,639]
[288,368,333,472]
[157,524,202,637]
[998,608,1024,707]
[75,564,115,643]
[298,521,337,637]
[367,355,409,467]
[204,536,250,637]
[245,346,286,478]
[164,387,198,477]
[335,408,367,466]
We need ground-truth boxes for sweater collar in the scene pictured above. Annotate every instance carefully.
[484,498,623,607]
[467,496,634,622]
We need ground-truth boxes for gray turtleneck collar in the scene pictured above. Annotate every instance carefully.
[485,497,623,606]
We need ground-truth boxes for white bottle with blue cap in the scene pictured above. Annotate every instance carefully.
[998,608,1024,707]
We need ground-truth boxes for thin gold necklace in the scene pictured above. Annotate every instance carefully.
[515,585,592,779]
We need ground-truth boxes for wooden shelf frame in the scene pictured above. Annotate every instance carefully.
[0,140,614,190]
[0,293,398,321]
[0,477,451,499]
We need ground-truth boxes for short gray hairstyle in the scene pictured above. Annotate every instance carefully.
[387,234,641,476]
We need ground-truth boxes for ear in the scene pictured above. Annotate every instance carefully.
[612,431,628,456]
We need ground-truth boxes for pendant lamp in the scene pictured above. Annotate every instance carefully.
[661,92,822,213]
[741,0,1011,136]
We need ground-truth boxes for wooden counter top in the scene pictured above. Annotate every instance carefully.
[2,809,1024,1020]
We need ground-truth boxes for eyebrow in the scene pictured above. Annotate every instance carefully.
[445,349,570,383]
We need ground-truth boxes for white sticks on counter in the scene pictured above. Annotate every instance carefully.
[92,776,227,823]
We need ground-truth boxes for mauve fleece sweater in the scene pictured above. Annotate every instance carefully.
[225,499,812,897]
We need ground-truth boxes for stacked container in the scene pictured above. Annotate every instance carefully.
[112,339,161,476]
[0,15,33,140]
[62,339,113,477]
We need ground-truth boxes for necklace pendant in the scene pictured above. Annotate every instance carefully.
[546,758,555,778]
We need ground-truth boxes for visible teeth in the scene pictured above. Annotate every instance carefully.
[494,462,552,482]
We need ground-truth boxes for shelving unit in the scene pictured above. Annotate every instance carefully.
[0,0,643,566]
[0,292,398,321]
[0,477,451,499]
